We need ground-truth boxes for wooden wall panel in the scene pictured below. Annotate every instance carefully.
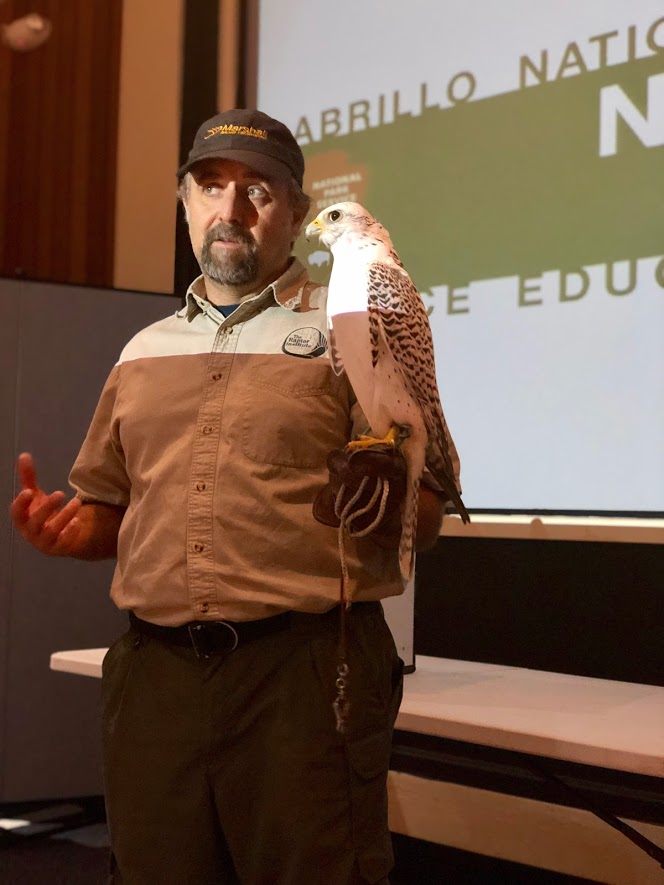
[0,0,122,287]
[112,0,183,295]
[217,0,240,111]
[0,12,13,257]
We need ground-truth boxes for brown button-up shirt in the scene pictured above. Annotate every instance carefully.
[69,260,405,625]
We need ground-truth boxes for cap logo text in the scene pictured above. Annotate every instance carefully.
[204,125,268,140]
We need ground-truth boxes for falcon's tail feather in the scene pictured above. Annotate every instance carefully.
[426,447,471,524]
[398,475,420,582]
[423,397,471,524]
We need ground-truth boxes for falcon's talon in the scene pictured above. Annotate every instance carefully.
[346,435,381,450]
[346,424,410,451]
[346,436,397,452]
[346,424,407,451]
[346,437,383,452]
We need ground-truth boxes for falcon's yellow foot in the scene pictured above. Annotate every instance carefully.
[346,424,410,451]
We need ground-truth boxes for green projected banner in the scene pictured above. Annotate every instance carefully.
[258,1,664,513]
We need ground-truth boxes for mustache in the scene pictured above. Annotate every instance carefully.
[204,222,255,249]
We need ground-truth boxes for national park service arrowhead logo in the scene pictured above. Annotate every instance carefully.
[282,327,328,359]
[296,150,368,285]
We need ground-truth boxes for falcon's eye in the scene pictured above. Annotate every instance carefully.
[328,210,342,222]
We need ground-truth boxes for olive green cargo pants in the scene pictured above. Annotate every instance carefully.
[102,602,403,884]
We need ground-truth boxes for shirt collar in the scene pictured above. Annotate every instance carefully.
[179,258,310,325]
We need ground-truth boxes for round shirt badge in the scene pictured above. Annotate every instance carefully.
[282,327,328,359]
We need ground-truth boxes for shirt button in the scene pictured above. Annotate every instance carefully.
[193,542,204,553]
[195,481,206,492]
[212,373,222,381]
[199,602,209,614]
[202,425,214,435]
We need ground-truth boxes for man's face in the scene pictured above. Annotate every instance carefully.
[183,159,305,295]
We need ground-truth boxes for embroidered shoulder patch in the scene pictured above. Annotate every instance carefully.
[282,327,327,359]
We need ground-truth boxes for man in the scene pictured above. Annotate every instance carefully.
[11,109,450,884]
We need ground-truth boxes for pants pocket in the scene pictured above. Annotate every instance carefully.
[102,630,141,738]
[345,728,394,883]
[107,848,122,884]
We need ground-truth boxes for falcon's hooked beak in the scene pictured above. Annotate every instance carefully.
[305,217,324,241]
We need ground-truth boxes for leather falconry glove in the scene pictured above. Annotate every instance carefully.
[313,443,408,549]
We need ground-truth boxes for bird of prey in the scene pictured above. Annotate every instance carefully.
[306,201,469,580]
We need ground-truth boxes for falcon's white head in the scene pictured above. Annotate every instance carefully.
[305,202,389,250]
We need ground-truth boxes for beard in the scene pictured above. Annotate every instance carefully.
[199,222,259,286]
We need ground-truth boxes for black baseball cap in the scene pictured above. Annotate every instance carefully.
[177,108,304,187]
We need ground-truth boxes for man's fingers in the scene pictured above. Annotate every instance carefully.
[10,488,35,526]
[25,490,66,533]
[44,496,81,536]
[17,452,39,491]
[10,461,81,554]
[58,515,81,546]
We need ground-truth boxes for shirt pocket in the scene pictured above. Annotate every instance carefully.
[242,357,347,468]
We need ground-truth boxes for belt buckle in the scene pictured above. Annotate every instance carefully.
[188,621,239,659]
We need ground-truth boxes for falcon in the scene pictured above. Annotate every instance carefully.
[306,201,469,580]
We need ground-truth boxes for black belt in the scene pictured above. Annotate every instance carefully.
[129,610,293,659]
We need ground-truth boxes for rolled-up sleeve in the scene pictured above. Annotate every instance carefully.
[69,365,131,507]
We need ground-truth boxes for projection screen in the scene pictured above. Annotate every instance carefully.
[257,1,664,516]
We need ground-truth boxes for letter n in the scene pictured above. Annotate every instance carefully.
[599,73,664,157]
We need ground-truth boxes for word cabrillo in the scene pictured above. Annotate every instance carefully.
[294,15,664,146]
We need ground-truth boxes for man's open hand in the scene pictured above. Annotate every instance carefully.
[10,453,83,556]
